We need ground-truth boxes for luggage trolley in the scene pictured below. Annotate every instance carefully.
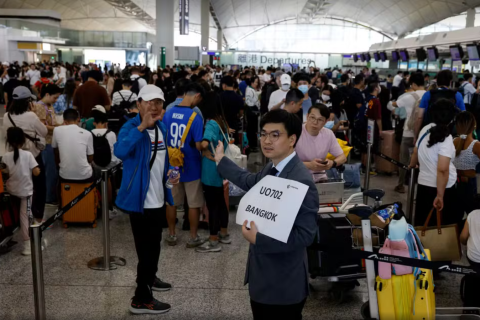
[308,183,387,304]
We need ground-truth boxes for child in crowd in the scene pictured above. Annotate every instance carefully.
[91,106,118,219]
[2,127,41,255]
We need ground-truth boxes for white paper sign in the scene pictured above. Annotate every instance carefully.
[236,175,309,243]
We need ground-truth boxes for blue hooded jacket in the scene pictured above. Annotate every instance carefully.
[114,114,174,213]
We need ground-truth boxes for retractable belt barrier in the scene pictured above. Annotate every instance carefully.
[39,162,121,233]
[311,243,478,276]
[359,141,409,171]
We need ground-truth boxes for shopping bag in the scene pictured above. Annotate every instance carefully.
[414,208,461,261]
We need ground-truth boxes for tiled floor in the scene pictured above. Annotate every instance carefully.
[0,151,467,320]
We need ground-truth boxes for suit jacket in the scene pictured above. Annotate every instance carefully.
[217,154,319,305]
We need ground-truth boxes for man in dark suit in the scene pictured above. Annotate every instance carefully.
[214,109,319,320]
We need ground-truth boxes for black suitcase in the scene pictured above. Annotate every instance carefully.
[307,213,362,278]
[461,274,480,310]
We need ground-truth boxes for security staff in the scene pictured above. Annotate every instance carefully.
[214,109,319,320]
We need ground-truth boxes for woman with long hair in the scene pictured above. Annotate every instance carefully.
[196,91,231,253]
[150,72,159,85]
[409,98,458,227]
[53,79,76,115]
[454,111,480,216]
[3,86,48,225]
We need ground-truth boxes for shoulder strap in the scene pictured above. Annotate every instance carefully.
[417,129,430,148]
[410,92,420,101]
[118,91,126,101]
[103,130,111,137]
[7,113,16,127]
[128,92,134,100]
[150,125,158,170]
[179,112,197,148]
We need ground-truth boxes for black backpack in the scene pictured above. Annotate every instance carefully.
[423,89,458,126]
[130,77,140,95]
[91,131,112,167]
[117,91,135,110]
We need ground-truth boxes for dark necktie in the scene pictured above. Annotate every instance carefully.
[269,167,279,176]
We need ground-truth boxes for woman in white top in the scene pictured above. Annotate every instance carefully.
[245,76,261,151]
[3,86,48,223]
[453,111,480,216]
[409,99,459,227]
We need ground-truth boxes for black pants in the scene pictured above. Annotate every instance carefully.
[203,184,229,236]
[250,299,306,320]
[31,153,46,220]
[129,206,165,302]
[247,107,259,149]
[414,184,460,227]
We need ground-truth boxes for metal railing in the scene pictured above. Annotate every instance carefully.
[30,162,124,320]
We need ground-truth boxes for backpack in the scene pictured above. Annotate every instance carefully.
[423,89,457,126]
[458,82,468,98]
[117,91,135,110]
[130,77,140,95]
[91,131,112,167]
[406,92,422,132]
[167,112,197,168]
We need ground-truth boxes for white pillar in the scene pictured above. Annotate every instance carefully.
[217,29,223,51]
[155,0,174,67]
[201,0,210,65]
[466,8,476,28]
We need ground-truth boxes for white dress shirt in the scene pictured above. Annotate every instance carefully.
[272,151,297,176]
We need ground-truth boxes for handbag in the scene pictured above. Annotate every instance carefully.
[414,208,461,261]
[7,113,46,151]
[217,122,241,161]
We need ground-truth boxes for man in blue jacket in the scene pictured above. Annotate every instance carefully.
[114,85,179,315]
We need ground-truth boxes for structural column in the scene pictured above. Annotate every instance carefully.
[466,8,476,28]
[156,0,175,67]
[201,0,210,65]
[217,29,223,51]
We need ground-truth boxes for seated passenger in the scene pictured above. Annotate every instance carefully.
[295,104,346,182]
[52,109,94,182]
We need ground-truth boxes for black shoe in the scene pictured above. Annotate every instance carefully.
[152,277,172,292]
[129,297,171,315]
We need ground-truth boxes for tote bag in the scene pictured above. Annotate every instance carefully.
[414,208,461,261]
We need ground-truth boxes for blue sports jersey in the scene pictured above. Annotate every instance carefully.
[163,105,204,182]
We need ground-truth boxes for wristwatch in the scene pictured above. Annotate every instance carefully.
[332,160,337,168]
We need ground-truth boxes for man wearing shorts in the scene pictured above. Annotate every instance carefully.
[163,83,206,247]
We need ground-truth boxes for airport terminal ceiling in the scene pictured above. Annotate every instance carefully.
[1,0,480,44]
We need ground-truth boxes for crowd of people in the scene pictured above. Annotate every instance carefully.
[2,58,480,318]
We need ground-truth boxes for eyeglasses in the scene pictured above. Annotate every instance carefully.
[308,116,326,124]
[260,131,286,142]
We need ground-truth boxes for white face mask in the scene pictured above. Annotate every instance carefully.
[322,94,330,102]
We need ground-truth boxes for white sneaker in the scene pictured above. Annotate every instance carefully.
[109,209,118,220]
[21,240,45,256]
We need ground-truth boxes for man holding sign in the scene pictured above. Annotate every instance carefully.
[214,110,319,320]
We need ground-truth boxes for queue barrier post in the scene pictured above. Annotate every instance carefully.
[407,167,417,224]
[347,129,352,164]
[30,225,46,320]
[87,168,126,271]
[363,143,372,205]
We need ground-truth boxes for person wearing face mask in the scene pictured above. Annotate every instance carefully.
[296,104,346,182]
[296,74,313,123]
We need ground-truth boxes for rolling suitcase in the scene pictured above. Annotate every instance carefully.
[375,130,400,174]
[61,181,98,228]
[375,249,435,319]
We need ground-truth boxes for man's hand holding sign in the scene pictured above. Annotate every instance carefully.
[214,110,318,318]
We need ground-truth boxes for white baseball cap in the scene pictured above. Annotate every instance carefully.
[280,74,291,90]
[138,84,165,101]
[92,105,106,113]
[2,61,9,66]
